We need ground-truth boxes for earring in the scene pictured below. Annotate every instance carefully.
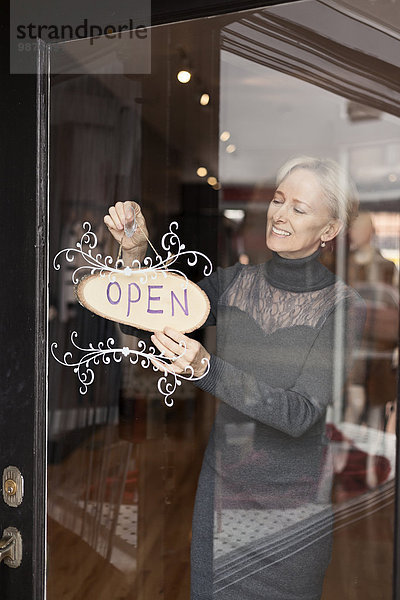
[321,240,326,247]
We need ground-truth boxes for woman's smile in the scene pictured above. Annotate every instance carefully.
[271,225,291,237]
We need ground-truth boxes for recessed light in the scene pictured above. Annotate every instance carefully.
[177,70,191,83]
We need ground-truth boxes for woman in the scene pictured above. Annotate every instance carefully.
[105,157,366,600]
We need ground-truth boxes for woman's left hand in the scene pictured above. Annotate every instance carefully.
[151,328,210,378]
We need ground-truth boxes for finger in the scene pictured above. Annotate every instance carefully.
[108,206,123,230]
[125,201,143,220]
[104,215,116,231]
[151,335,189,372]
[151,334,176,358]
[115,201,126,225]
[150,356,182,375]
[132,202,148,231]
[124,202,135,226]
[151,335,188,368]
[162,328,193,357]
[131,201,143,218]
[104,215,124,243]
[163,327,188,345]
[153,331,188,357]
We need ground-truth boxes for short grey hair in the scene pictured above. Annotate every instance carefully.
[276,156,359,227]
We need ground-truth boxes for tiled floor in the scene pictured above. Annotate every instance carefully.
[46,399,395,600]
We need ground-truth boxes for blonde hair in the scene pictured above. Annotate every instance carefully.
[276,156,359,227]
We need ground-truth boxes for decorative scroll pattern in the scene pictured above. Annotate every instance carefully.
[51,333,210,407]
[53,221,213,286]
[52,221,213,405]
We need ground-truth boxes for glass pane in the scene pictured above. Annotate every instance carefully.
[47,3,399,599]
[217,47,399,600]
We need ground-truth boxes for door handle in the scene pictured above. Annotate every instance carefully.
[0,527,22,568]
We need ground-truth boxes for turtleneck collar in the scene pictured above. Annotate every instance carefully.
[264,248,336,292]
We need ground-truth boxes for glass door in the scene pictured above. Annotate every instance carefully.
[46,3,400,599]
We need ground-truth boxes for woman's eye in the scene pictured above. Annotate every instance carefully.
[294,208,305,214]
[272,198,282,204]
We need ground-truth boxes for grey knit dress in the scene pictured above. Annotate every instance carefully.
[191,249,366,600]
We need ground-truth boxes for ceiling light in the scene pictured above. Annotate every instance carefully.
[224,209,245,222]
[177,70,191,84]
[200,93,210,106]
[220,131,230,142]
[197,167,208,177]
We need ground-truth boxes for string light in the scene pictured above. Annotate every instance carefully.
[207,176,217,186]
[200,93,210,106]
[220,131,230,142]
[226,144,236,154]
[197,167,208,177]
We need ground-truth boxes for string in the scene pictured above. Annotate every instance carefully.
[137,221,161,260]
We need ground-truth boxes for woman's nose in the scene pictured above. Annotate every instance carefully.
[274,204,288,222]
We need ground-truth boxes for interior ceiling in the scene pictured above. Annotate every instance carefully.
[51,0,400,193]
[218,0,400,189]
[219,50,400,190]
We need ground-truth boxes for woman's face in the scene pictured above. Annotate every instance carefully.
[266,168,340,259]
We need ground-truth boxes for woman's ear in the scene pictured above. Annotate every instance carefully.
[321,219,344,243]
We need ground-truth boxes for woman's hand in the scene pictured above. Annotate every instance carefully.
[104,201,148,262]
[151,327,210,378]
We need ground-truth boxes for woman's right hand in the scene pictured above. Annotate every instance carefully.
[104,201,149,262]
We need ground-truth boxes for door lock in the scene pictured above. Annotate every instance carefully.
[0,527,22,568]
[2,467,24,507]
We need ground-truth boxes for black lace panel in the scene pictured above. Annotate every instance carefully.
[219,264,351,335]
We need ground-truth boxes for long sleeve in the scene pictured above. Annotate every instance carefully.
[196,296,366,437]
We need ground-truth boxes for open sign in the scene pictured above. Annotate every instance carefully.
[76,270,210,333]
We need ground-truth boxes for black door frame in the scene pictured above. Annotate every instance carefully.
[1,1,399,598]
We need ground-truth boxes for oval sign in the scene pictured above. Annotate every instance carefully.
[76,270,210,333]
